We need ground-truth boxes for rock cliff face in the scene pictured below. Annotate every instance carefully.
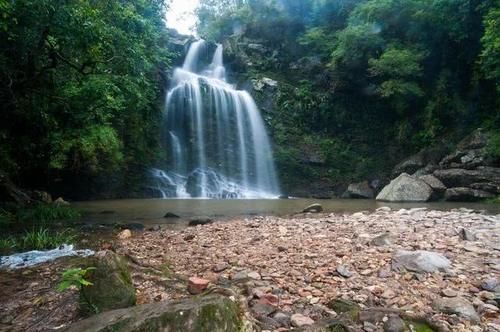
[377,129,499,202]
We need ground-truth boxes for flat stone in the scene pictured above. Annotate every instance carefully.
[259,294,279,306]
[363,321,377,332]
[232,271,248,281]
[290,313,314,327]
[248,271,261,280]
[272,312,291,327]
[251,301,276,317]
[378,265,393,278]
[482,303,499,314]
[380,289,397,299]
[442,288,458,297]
[392,250,451,273]
[384,315,405,332]
[371,233,393,246]
[212,263,229,273]
[433,297,480,323]
[187,277,210,295]
[336,265,353,278]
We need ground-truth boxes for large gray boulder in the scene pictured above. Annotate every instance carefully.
[65,294,248,332]
[376,173,433,202]
[444,187,495,201]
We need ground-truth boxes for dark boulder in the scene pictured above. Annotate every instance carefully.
[439,128,493,169]
[302,203,323,213]
[444,187,495,202]
[342,181,375,199]
[188,217,214,226]
[164,212,181,219]
[433,167,500,188]
[392,146,449,177]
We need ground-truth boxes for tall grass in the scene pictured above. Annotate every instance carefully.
[0,237,17,255]
[17,204,81,225]
[20,228,76,251]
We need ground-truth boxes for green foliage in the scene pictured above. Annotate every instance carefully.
[197,0,498,193]
[0,237,17,255]
[0,0,171,197]
[368,45,425,98]
[480,6,500,91]
[50,125,123,172]
[16,204,81,225]
[486,131,500,159]
[57,267,96,292]
[20,228,75,250]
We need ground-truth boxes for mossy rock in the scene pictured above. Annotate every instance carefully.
[327,299,360,321]
[80,250,136,314]
[404,318,436,332]
[64,294,247,332]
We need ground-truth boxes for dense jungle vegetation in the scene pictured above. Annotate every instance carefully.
[0,0,171,199]
[0,0,499,197]
[198,0,499,194]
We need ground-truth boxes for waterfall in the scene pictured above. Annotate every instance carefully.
[152,40,280,199]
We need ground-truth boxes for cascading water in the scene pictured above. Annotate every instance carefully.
[152,40,280,198]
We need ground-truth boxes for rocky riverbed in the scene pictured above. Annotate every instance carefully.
[1,207,499,331]
[116,207,500,331]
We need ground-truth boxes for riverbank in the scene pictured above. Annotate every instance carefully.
[1,207,499,331]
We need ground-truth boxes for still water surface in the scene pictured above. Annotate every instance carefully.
[74,199,500,226]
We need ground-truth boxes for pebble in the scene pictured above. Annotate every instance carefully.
[212,263,229,273]
[336,265,353,278]
[481,278,499,291]
[290,313,314,327]
[117,229,132,240]
[442,288,458,297]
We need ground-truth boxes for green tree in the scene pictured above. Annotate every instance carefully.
[0,0,171,197]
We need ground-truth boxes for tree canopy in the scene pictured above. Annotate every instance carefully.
[0,0,171,197]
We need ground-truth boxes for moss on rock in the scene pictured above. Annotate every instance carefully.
[65,294,248,332]
[80,250,136,314]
